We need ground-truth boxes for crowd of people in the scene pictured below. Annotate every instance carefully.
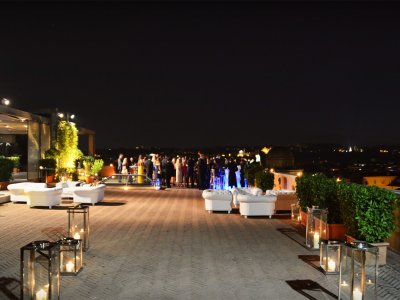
[116,153,248,190]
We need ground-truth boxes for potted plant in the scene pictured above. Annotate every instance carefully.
[39,158,57,183]
[244,163,263,187]
[254,169,274,192]
[91,159,104,180]
[337,183,399,265]
[82,156,95,183]
[296,173,346,240]
[0,157,15,190]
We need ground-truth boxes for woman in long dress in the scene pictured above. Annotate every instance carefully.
[175,158,183,187]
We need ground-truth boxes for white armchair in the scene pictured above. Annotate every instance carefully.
[56,181,84,198]
[72,184,106,205]
[231,187,263,207]
[26,187,63,209]
[238,194,277,218]
[202,189,232,213]
[7,182,47,203]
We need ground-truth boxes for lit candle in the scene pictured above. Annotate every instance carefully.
[313,232,320,249]
[367,279,373,285]
[73,232,81,240]
[297,216,301,222]
[66,261,74,272]
[353,288,362,300]
[341,280,348,287]
[36,288,47,300]
[328,259,336,272]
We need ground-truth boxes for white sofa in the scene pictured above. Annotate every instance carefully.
[26,187,63,209]
[56,181,84,198]
[7,182,47,203]
[237,193,277,219]
[72,184,106,205]
[231,187,263,207]
[202,189,232,213]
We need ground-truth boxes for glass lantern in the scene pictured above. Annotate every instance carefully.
[305,206,328,249]
[339,241,378,300]
[20,240,60,300]
[290,203,300,222]
[59,237,83,276]
[67,205,89,251]
[154,178,161,190]
[320,240,341,274]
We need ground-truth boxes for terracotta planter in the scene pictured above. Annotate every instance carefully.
[86,176,94,184]
[101,166,115,177]
[46,175,54,183]
[0,181,10,190]
[345,234,389,265]
[327,224,347,241]
[300,210,307,226]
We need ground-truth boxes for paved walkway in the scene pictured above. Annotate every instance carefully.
[0,187,399,299]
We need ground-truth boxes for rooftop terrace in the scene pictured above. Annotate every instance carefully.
[1,187,399,299]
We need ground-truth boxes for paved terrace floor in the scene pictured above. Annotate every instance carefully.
[1,187,399,300]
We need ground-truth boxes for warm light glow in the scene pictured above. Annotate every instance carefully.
[58,112,64,118]
[70,114,75,119]
[270,168,274,173]
[296,172,303,177]
[367,279,373,285]
[336,177,342,182]
[328,259,336,272]
[110,163,114,167]
[341,280,348,287]
[123,186,129,191]
[313,232,320,249]
[1,98,10,106]
[73,232,81,240]
[353,288,362,300]
[66,261,74,272]
[261,147,272,155]
[36,288,47,300]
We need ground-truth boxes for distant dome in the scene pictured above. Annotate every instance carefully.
[264,147,295,169]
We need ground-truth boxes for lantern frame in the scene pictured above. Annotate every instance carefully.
[338,241,378,300]
[20,240,60,300]
[320,239,341,275]
[67,204,89,251]
[59,237,83,276]
[290,203,300,222]
[305,206,328,249]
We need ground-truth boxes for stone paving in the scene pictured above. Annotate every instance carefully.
[0,187,399,300]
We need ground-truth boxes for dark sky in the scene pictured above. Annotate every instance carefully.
[1,1,400,149]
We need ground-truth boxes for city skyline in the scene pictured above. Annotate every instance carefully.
[1,1,400,148]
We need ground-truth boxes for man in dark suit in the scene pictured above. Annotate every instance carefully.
[144,156,154,183]
[197,154,207,190]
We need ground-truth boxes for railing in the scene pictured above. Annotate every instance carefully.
[100,174,153,186]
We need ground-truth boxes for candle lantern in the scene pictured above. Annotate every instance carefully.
[67,205,89,251]
[59,237,83,276]
[320,240,341,274]
[338,241,378,300]
[305,206,328,249]
[290,203,300,222]
[20,240,60,300]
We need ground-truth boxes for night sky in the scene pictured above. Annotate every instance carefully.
[1,1,400,149]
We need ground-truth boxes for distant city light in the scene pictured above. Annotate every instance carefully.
[58,113,64,118]
[296,172,303,177]
[1,98,10,106]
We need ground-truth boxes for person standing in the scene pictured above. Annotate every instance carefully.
[227,158,238,188]
[166,156,174,188]
[144,156,154,183]
[187,156,195,188]
[197,154,207,190]
[117,153,123,182]
[175,158,183,187]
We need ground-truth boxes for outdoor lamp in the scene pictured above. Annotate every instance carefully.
[59,237,83,276]
[320,240,341,275]
[67,205,89,252]
[154,178,161,190]
[20,240,60,300]
[305,206,328,249]
[339,241,378,300]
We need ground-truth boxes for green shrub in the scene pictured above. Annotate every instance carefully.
[255,170,274,192]
[244,163,263,186]
[0,158,15,181]
[39,158,57,175]
[91,159,104,176]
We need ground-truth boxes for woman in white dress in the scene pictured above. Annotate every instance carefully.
[175,158,183,187]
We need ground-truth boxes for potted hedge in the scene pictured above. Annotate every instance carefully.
[254,169,274,192]
[0,157,15,190]
[296,173,346,240]
[337,183,399,265]
[244,163,263,187]
[39,158,57,183]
